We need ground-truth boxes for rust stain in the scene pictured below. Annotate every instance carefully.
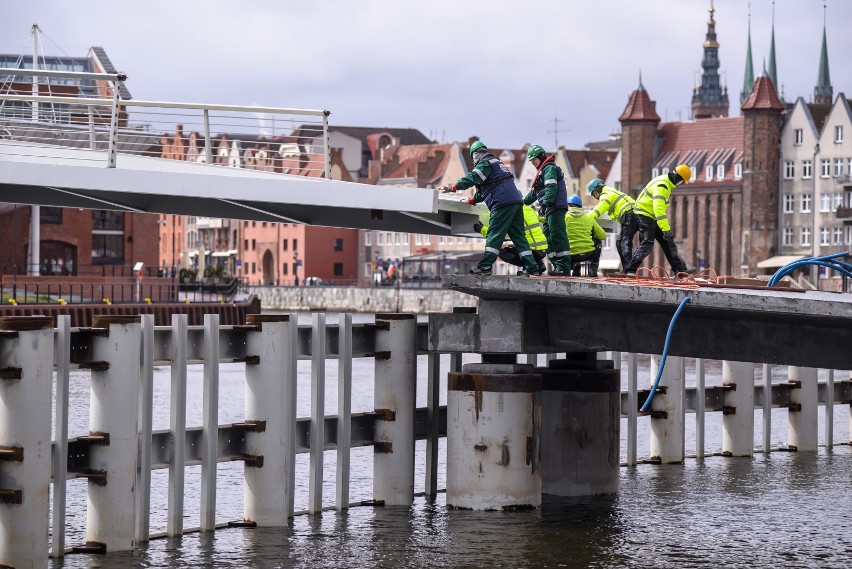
[474,389,483,421]
[498,439,510,467]
[473,444,488,452]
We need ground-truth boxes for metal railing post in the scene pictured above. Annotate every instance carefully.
[167,314,188,536]
[336,314,353,510]
[0,316,54,569]
[788,366,818,451]
[308,312,326,513]
[86,316,141,552]
[88,105,97,150]
[135,314,154,543]
[200,314,219,530]
[695,358,705,459]
[373,314,417,506]
[825,369,834,450]
[106,85,120,168]
[762,364,772,453]
[322,112,331,178]
[648,355,685,463]
[425,351,441,499]
[722,361,754,456]
[203,109,213,165]
[626,352,638,466]
[52,316,71,558]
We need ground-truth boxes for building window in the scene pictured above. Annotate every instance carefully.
[423,235,431,245]
[40,207,63,224]
[364,233,371,246]
[282,263,288,275]
[282,239,288,251]
[403,233,409,245]
[333,238,344,252]
[802,160,812,178]
[91,210,124,265]
[783,194,794,213]
[651,168,659,177]
[734,163,742,180]
[252,239,256,251]
[293,239,298,251]
[794,129,803,145]
[848,158,852,176]
[821,159,830,178]
[801,193,812,213]
[800,227,811,246]
[244,239,248,250]
[783,161,795,179]
[834,192,843,209]
[834,159,844,177]
[333,262,344,276]
[783,228,793,246]
[438,236,444,244]
[416,234,422,246]
[92,210,124,231]
[386,232,392,245]
[820,227,830,245]
[262,222,267,228]
[716,165,725,180]
[705,166,713,181]
[833,227,843,244]
[252,262,256,274]
[394,233,400,245]
[820,193,832,212]
[378,233,384,245]
[835,125,844,143]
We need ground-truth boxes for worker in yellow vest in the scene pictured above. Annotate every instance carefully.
[475,204,548,274]
[565,195,606,277]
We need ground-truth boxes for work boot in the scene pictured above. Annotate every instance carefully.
[517,268,542,277]
[548,269,568,277]
[612,270,636,277]
[469,267,491,276]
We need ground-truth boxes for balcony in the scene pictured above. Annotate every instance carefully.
[836,206,852,220]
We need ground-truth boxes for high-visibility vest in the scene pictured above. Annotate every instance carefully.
[635,174,675,232]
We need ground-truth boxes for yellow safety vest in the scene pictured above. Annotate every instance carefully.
[635,174,675,232]
[480,205,548,250]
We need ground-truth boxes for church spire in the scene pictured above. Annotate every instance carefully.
[767,1,778,91]
[740,3,754,104]
[691,0,729,119]
[814,3,832,104]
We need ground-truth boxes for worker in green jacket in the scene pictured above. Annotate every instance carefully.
[475,204,548,274]
[622,164,694,275]
[587,178,640,270]
[522,145,571,276]
[565,195,607,277]
[439,141,541,276]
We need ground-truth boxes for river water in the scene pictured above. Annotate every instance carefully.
[49,314,851,568]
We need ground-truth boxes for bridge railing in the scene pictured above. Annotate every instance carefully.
[0,67,331,177]
[0,314,849,567]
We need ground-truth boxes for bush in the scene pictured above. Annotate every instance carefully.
[179,268,198,282]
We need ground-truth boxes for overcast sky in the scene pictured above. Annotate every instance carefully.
[3,0,851,150]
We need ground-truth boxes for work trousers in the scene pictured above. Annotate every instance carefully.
[625,214,687,273]
[480,204,539,273]
[543,208,572,272]
[498,247,547,272]
[615,209,640,269]
[570,246,602,277]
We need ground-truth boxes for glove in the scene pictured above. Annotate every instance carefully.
[473,222,484,233]
[466,197,476,205]
[440,184,458,193]
[662,231,674,241]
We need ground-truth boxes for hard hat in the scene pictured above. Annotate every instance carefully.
[587,178,605,195]
[527,144,546,161]
[567,194,583,207]
[675,164,692,183]
[469,140,486,156]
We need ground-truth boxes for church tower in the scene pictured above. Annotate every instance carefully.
[619,74,660,195]
[691,0,730,119]
[813,12,833,105]
[740,10,754,105]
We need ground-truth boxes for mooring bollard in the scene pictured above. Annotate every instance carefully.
[788,366,818,451]
[86,315,141,552]
[0,316,54,569]
[540,355,620,496]
[722,361,754,456]
[648,355,685,463]
[446,364,542,510]
[373,314,417,506]
[244,314,295,526]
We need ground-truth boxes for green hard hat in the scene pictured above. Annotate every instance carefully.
[587,178,605,195]
[469,140,486,156]
[527,144,546,161]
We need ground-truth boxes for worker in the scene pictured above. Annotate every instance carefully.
[565,194,606,277]
[586,177,640,270]
[474,204,548,274]
[622,164,695,275]
[522,144,571,276]
[439,141,541,276]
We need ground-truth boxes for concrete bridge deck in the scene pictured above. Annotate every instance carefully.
[430,275,852,371]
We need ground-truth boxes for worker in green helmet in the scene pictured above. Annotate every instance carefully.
[586,177,640,270]
[439,141,541,276]
[565,194,606,277]
[522,144,571,276]
[474,204,548,274]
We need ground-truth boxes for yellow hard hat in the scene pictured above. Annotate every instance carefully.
[675,164,692,184]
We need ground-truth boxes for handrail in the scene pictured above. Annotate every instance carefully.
[0,67,124,82]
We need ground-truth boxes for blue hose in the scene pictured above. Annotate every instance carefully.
[768,251,852,286]
[639,295,692,414]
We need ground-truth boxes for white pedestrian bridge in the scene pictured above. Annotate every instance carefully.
[0,67,478,234]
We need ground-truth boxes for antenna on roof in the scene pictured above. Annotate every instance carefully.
[547,116,570,150]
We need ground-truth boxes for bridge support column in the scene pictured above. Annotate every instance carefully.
[447,364,542,510]
[649,355,685,464]
[540,354,620,496]
[722,361,754,456]
[787,366,818,451]
[0,317,54,569]
[244,315,296,525]
[86,316,141,552]
[373,314,417,506]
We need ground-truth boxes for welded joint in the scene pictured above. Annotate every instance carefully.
[71,542,107,555]
[374,441,393,453]
[374,408,396,421]
[788,403,802,413]
[76,470,108,486]
[232,420,266,433]
[231,454,264,468]
[0,367,22,380]
[77,432,110,446]
[78,361,111,371]
[722,406,736,415]
[0,446,23,462]
[235,355,260,365]
[0,489,23,504]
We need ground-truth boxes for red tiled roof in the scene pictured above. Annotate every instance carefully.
[564,150,618,181]
[657,118,744,154]
[741,76,784,111]
[619,87,661,122]
[382,143,453,186]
